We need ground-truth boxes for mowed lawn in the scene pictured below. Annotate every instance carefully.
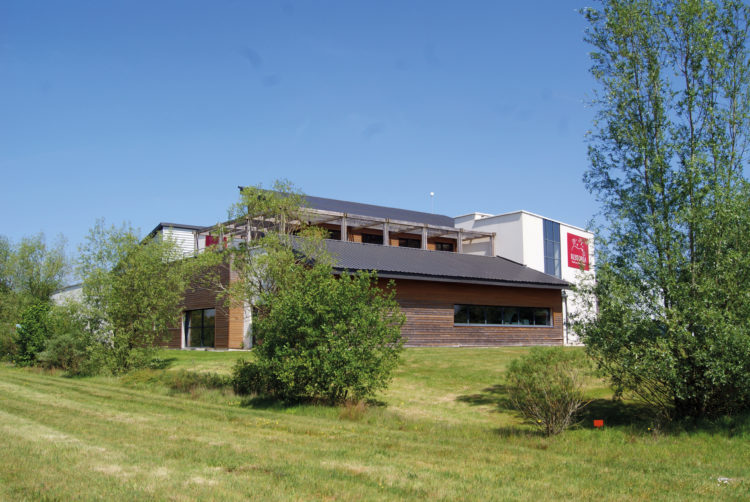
[0,348,748,501]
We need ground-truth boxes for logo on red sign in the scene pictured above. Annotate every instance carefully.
[567,233,589,270]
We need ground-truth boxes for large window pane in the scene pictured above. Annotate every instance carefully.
[454,305,469,324]
[185,309,216,348]
[468,306,485,324]
[486,306,504,325]
[503,307,520,325]
[534,308,550,326]
[519,308,534,325]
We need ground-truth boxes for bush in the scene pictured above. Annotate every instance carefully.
[232,359,277,396]
[13,302,52,366]
[37,332,101,376]
[0,328,17,361]
[35,302,102,376]
[251,268,405,403]
[506,347,591,436]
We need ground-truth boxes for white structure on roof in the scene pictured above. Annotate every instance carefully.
[455,210,594,345]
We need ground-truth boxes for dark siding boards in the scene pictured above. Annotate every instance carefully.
[385,279,563,347]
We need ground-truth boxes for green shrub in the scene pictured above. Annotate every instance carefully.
[251,268,405,403]
[0,327,17,361]
[232,359,276,396]
[37,331,102,376]
[13,302,52,366]
[506,347,591,436]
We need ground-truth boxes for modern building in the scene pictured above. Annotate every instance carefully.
[143,193,593,350]
[455,210,594,344]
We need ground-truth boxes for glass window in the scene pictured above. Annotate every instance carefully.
[327,229,341,240]
[519,308,534,325]
[398,238,421,248]
[543,219,561,278]
[503,307,520,325]
[485,306,504,325]
[185,308,216,348]
[468,306,485,324]
[533,308,550,326]
[454,305,469,324]
[361,233,383,245]
[435,242,454,252]
[454,305,552,326]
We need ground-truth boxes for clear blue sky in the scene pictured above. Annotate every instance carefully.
[1,0,597,253]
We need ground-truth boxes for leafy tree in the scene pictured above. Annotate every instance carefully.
[13,302,52,367]
[78,220,207,373]
[579,0,750,419]
[225,182,405,403]
[0,233,67,354]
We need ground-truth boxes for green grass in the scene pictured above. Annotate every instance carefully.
[0,348,748,501]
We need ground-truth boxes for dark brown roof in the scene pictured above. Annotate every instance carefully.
[323,239,569,289]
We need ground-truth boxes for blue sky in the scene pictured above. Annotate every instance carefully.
[1,1,597,252]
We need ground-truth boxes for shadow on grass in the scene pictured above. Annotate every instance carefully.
[578,399,655,429]
[457,384,659,431]
[456,384,512,411]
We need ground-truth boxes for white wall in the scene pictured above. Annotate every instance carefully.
[161,227,197,256]
[455,212,524,261]
[51,284,83,305]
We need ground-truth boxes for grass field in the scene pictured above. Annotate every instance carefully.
[1,348,748,501]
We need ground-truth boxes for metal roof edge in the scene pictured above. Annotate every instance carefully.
[331,268,569,290]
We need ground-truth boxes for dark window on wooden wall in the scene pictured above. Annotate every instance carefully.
[185,308,216,347]
[453,305,552,326]
[361,233,384,245]
[398,238,421,248]
[434,242,454,252]
[327,229,341,240]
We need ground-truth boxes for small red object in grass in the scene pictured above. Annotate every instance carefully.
[593,419,604,428]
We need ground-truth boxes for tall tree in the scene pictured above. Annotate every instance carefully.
[78,220,207,373]
[580,0,750,419]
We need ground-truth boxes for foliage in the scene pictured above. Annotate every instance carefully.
[223,182,405,403]
[232,358,277,396]
[78,220,209,374]
[13,302,52,367]
[0,328,16,362]
[579,0,750,419]
[0,233,67,343]
[253,268,404,403]
[36,303,102,376]
[506,347,591,436]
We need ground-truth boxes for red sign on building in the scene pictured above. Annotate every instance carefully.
[567,233,589,270]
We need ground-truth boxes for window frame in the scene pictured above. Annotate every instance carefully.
[184,308,216,348]
[453,304,553,327]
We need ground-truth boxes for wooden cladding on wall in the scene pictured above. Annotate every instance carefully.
[166,262,245,349]
[385,279,564,347]
[318,223,457,251]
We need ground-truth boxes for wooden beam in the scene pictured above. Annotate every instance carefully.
[421,225,428,250]
[341,214,348,241]
[458,228,463,253]
[383,220,390,246]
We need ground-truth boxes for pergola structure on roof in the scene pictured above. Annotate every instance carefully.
[192,207,497,256]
